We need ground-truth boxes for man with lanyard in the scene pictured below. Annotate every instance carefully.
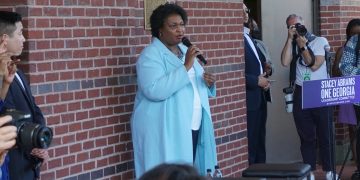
[280,14,337,180]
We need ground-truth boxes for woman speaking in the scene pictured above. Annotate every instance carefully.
[131,2,218,177]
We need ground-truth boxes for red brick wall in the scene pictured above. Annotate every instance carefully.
[176,1,248,176]
[177,1,248,176]
[320,0,360,146]
[1,0,248,179]
[320,1,360,51]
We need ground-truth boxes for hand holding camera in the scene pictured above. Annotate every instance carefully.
[31,148,49,165]
[295,35,308,50]
[1,109,53,153]
[287,25,297,40]
[0,115,17,153]
[288,23,308,40]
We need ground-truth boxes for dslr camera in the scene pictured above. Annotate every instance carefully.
[294,23,308,36]
[283,87,294,113]
[2,109,53,151]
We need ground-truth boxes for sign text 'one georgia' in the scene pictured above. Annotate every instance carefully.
[302,75,360,109]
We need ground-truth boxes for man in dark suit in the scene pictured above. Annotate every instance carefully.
[0,11,49,180]
[243,3,271,165]
[5,70,50,180]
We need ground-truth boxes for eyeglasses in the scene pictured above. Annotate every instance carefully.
[245,8,250,14]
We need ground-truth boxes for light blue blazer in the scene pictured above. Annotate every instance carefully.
[131,38,218,177]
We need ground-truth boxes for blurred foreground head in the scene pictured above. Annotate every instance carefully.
[139,163,205,180]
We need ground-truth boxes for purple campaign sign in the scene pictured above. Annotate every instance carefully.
[302,75,360,109]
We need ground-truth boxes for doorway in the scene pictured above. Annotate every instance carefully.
[244,0,316,163]
[244,0,261,34]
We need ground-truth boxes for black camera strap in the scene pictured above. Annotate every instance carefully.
[289,34,317,87]
[289,40,298,88]
[298,44,316,68]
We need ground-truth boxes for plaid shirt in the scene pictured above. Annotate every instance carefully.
[340,34,360,76]
[340,34,360,105]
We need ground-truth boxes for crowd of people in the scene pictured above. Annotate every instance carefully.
[131,2,360,179]
[131,1,360,179]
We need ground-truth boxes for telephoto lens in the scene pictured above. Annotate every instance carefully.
[283,87,294,113]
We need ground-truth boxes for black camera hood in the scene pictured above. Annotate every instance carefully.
[283,87,294,94]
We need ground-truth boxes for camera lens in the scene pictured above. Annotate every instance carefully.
[36,126,53,149]
[18,122,38,151]
[16,121,53,151]
[3,109,53,151]
[283,87,293,94]
[295,23,307,36]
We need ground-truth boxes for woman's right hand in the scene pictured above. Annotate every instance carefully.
[184,45,202,71]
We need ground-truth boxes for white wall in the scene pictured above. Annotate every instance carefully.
[261,0,313,163]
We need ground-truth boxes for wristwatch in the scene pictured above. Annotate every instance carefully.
[300,46,308,52]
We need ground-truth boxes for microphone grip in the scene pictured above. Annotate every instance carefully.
[196,55,207,65]
[182,37,207,64]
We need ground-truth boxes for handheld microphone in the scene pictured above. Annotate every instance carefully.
[181,37,207,64]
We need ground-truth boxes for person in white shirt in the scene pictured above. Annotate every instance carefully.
[280,14,337,180]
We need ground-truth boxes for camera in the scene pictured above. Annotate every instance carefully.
[283,87,294,113]
[295,23,307,36]
[2,109,53,151]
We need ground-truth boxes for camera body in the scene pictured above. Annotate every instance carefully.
[283,87,294,113]
[2,109,53,152]
[295,23,307,36]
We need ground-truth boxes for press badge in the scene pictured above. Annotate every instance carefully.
[303,71,311,81]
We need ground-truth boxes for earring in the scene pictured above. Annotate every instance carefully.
[159,32,163,37]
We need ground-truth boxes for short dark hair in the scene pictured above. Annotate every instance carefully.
[139,163,205,180]
[346,18,360,41]
[0,11,22,37]
[150,3,188,38]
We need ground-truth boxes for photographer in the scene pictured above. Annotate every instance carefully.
[280,14,337,180]
[0,11,49,180]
